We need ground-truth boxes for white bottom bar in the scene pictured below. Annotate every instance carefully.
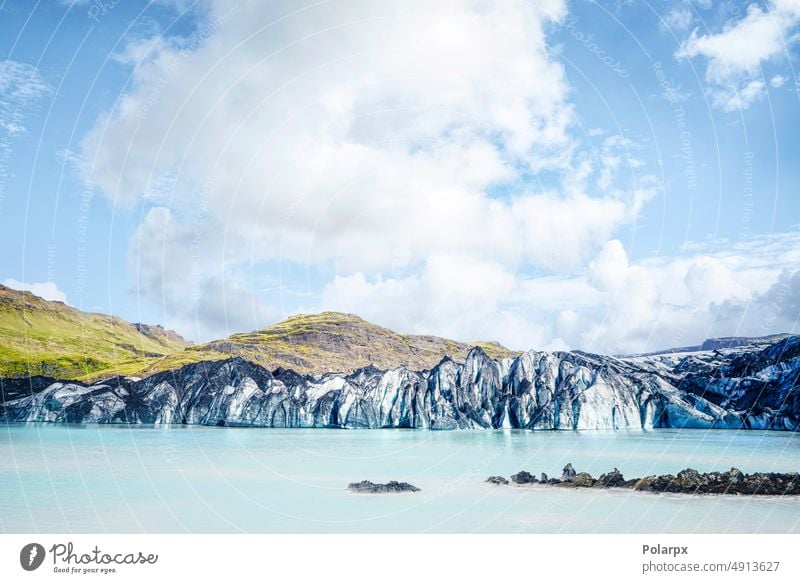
[1,534,798,582]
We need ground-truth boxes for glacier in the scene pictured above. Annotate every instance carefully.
[1,335,798,430]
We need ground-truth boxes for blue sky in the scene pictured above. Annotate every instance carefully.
[1,0,798,353]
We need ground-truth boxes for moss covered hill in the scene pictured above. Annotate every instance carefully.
[0,284,190,379]
[115,312,518,379]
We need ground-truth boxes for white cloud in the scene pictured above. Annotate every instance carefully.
[320,232,800,354]
[770,73,787,87]
[76,0,661,338]
[320,254,519,344]
[129,206,276,340]
[716,268,800,336]
[663,7,694,31]
[717,78,767,111]
[0,60,48,148]
[3,279,67,303]
[676,0,800,110]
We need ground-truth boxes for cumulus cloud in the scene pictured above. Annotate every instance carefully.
[3,279,67,303]
[76,0,662,339]
[129,206,276,340]
[320,232,800,354]
[716,268,800,336]
[321,254,519,344]
[676,0,800,110]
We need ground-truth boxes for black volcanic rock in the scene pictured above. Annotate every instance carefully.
[489,466,800,496]
[510,471,538,485]
[595,468,625,488]
[629,468,800,495]
[486,476,509,485]
[572,472,595,487]
[561,463,576,482]
[347,480,420,493]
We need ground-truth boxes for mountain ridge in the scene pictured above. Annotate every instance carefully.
[0,284,190,379]
[1,282,795,392]
[0,285,517,380]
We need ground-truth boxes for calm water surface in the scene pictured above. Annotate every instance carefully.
[2,424,799,533]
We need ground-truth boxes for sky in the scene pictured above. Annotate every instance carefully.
[0,0,798,354]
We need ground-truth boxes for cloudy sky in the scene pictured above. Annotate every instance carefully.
[1,0,798,353]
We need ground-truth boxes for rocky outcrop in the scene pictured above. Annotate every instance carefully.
[1,335,799,430]
[347,480,420,493]
[627,467,800,495]
[486,476,509,485]
[491,465,800,495]
[596,468,626,488]
[510,471,538,485]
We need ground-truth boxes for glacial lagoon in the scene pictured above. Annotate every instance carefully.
[1,425,799,533]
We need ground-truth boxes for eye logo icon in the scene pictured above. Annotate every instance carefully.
[20,543,46,571]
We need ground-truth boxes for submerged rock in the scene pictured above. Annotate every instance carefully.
[561,463,576,482]
[347,480,420,493]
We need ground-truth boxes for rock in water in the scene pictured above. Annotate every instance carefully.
[596,468,625,488]
[727,467,744,484]
[572,472,595,487]
[491,466,800,496]
[510,471,538,485]
[486,476,509,485]
[347,480,420,493]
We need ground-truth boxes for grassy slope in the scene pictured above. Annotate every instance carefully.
[0,285,189,379]
[107,312,519,379]
[0,285,517,380]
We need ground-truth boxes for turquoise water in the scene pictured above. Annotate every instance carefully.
[1,424,800,533]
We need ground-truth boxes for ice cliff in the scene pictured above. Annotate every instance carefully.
[2,335,798,430]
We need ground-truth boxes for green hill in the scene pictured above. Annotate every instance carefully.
[0,285,517,381]
[0,284,190,379]
[130,311,518,379]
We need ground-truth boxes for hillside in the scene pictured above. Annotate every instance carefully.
[0,284,190,379]
[0,286,516,380]
[127,311,518,378]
